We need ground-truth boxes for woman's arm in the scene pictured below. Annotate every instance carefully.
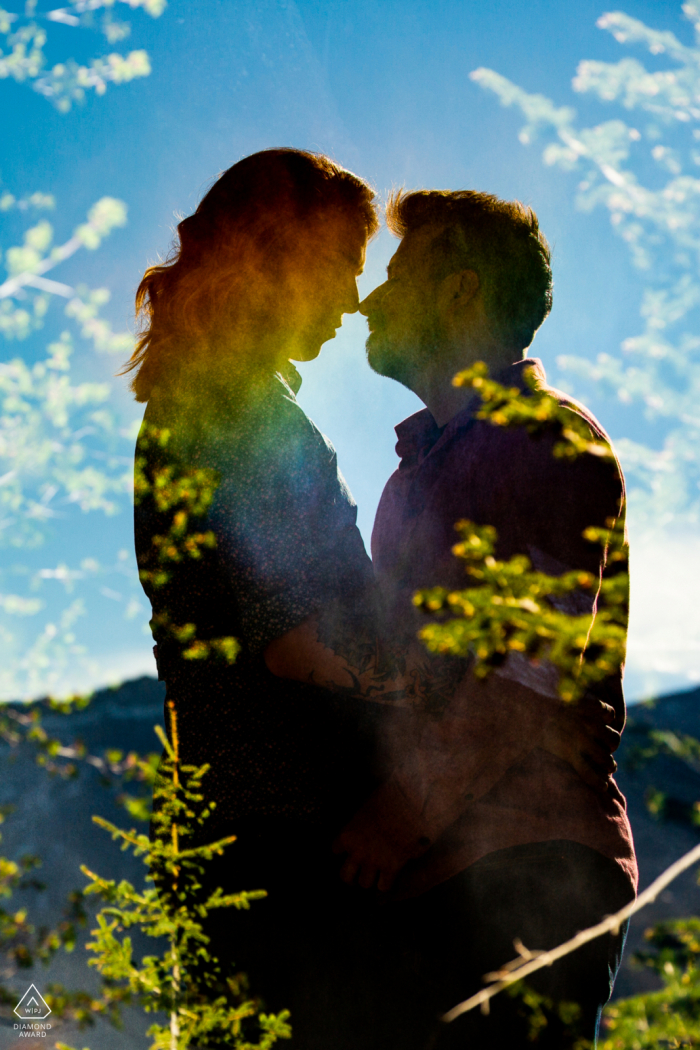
[264,602,460,709]
[265,606,620,783]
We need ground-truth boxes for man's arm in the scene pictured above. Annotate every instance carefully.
[330,671,620,892]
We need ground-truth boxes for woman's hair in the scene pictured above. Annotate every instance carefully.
[124,149,379,402]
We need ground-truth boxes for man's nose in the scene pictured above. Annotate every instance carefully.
[359,281,386,317]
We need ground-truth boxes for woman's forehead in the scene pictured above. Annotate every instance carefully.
[304,211,367,263]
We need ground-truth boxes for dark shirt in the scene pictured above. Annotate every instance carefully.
[135,361,377,830]
[372,359,638,896]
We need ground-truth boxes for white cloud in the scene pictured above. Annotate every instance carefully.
[625,529,700,701]
[35,645,158,701]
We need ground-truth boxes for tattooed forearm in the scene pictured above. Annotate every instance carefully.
[314,591,397,680]
[311,592,465,712]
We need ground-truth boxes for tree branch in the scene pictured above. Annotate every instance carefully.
[443,841,700,1023]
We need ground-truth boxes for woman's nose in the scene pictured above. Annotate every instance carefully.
[342,279,361,315]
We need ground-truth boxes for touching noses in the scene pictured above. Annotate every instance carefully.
[336,274,361,318]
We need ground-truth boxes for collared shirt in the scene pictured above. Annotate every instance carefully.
[371,359,637,896]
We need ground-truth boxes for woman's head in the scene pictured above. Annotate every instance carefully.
[125,149,378,402]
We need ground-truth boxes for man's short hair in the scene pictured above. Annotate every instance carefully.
[386,189,553,352]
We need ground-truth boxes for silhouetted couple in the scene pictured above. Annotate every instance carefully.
[129,149,636,1049]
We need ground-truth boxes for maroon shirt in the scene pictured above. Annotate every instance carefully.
[371,359,637,898]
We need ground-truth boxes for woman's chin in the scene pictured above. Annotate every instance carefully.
[290,332,336,363]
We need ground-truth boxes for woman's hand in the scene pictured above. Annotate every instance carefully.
[332,779,433,893]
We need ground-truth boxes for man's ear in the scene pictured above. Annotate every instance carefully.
[438,269,480,315]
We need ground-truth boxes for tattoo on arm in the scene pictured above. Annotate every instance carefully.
[313,591,465,712]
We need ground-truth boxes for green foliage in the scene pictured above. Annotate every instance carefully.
[632,728,700,777]
[1,690,161,791]
[0,797,89,1002]
[75,703,290,1050]
[134,424,220,588]
[414,364,628,702]
[625,723,700,826]
[601,919,700,1048]
[1,695,86,777]
[134,421,240,666]
[597,709,700,1046]
[0,687,163,1039]
[505,981,592,1049]
[0,0,165,112]
[0,681,286,1047]
[452,361,615,461]
[415,517,627,702]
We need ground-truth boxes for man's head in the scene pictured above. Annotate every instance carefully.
[361,189,552,390]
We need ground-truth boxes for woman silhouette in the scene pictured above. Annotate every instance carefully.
[126,149,405,1046]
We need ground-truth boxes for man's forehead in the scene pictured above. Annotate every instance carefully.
[390,223,447,271]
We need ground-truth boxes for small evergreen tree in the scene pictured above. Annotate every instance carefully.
[54,698,290,1050]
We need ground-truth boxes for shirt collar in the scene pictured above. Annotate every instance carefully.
[277,360,302,396]
[394,357,547,467]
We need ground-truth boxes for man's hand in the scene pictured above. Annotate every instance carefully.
[332,779,433,893]
[541,695,620,792]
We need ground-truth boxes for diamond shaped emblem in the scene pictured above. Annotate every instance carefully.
[14,984,51,1020]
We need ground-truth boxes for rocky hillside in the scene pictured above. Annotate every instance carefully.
[0,677,699,1047]
[613,686,700,998]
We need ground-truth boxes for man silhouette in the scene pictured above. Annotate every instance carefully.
[329,189,637,1048]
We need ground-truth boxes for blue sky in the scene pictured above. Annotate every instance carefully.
[1,0,697,699]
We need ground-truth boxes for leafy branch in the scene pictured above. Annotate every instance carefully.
[134,422,240,666]
[0,0,166,112]
[414,364,628,703]
[415,518,627,703]
[451,361,614,461]
[602,917,700,1048]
